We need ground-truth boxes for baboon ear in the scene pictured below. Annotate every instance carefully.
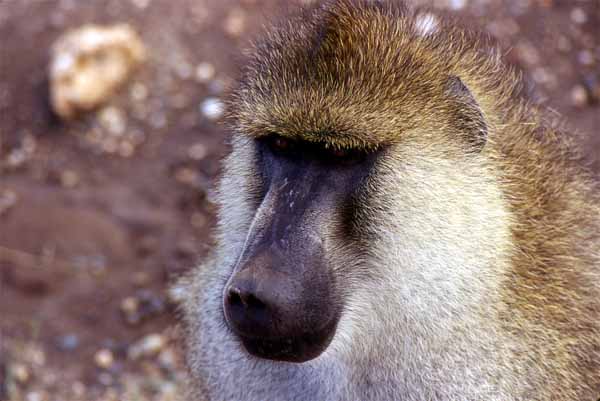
[445,76,488,153]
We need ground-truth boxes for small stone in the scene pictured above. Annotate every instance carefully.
[94,349,115,369]
[188,143,208,160]
[168,284,187,303]
[208,79,226,94]
[26,346,46,367]
[121,296,139,315]
[149,111,168,129]
[120,290,165,325]
[174,166,199,185]
[26,392,44,401]
[516,42,540,66]
[157,348,177,369]
[60,170,80,188]
[129,82,148,101]
[98,372,114,386]
[570,85,589,107]
[130,0,151,9]
[57,334,80,351]
[128,333,166,360]
[72,381,86,397]
[447,0,467,11]
[11,363,30,384]
[5,134,36,170]
[175,62,193,80]
[195,62,215,83]
[49,24,146,119]
[200,97,224,120]
[0,189,18,216]
[577,50,594,66]
[98,106,126,136]
[570,7,587,25]
[224,8,245,36]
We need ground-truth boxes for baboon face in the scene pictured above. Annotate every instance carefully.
[222,135,378,362]
[215,0,497,366]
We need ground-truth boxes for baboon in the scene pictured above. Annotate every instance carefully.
[174,1,600,400]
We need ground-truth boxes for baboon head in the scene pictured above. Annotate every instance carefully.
[188,0,513,369]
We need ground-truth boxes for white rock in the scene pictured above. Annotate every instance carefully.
[128,333,166,359]
[200,97,225,120]
[49,24,146,119]
[415,13,439,37]
[94,348,115,369]
[98,106,126,135]
[195,62,216,83]
[448,0,467,11]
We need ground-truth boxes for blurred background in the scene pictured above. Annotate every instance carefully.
[0,0,598,400]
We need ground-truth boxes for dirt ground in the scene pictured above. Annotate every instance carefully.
[0,1,598,400]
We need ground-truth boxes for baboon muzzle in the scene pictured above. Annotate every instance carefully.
[222,162,342,363]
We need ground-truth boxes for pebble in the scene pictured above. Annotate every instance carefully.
[447,0,467,11]
[174,166,200,186]
[200,97,225,120]
[128,334,166,360]
[12,363,31,384]
[60,170,80,188]
[577,50,594,66]
[5,134,36,170]
[157,348,178,370]
[98,372,115,386]
[570,84,589,107]
[94,349,115,369]
[98,106,127,136]
[120,290,166,325]
[570,7,587,25]
[57,334,80,351]
[130,82,149,101]
[0,189,18,216]
[224,8,245,36]
[130,0,151,9]
[207,79,226,94]
[121,296,139,315]
[26,392,45,401]
[195,62,215,83]
[188,143,208,160]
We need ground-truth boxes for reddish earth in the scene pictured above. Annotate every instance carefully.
[0,1,597,400]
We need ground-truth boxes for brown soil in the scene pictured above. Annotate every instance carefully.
[0,1,598,400]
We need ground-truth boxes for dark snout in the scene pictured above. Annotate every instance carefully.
[223,247,339,363]
[221,153,358,363]
[225,254,306,339]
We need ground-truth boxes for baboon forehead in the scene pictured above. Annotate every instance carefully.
[230,0,469,149]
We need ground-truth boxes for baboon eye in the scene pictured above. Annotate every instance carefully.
[273,137,290,151]
[323,146,367,165]
[266,135,295,154]
[329,148,349,158]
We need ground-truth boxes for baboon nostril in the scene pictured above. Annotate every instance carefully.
[228,287,267,311]
[228,288,243,308]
